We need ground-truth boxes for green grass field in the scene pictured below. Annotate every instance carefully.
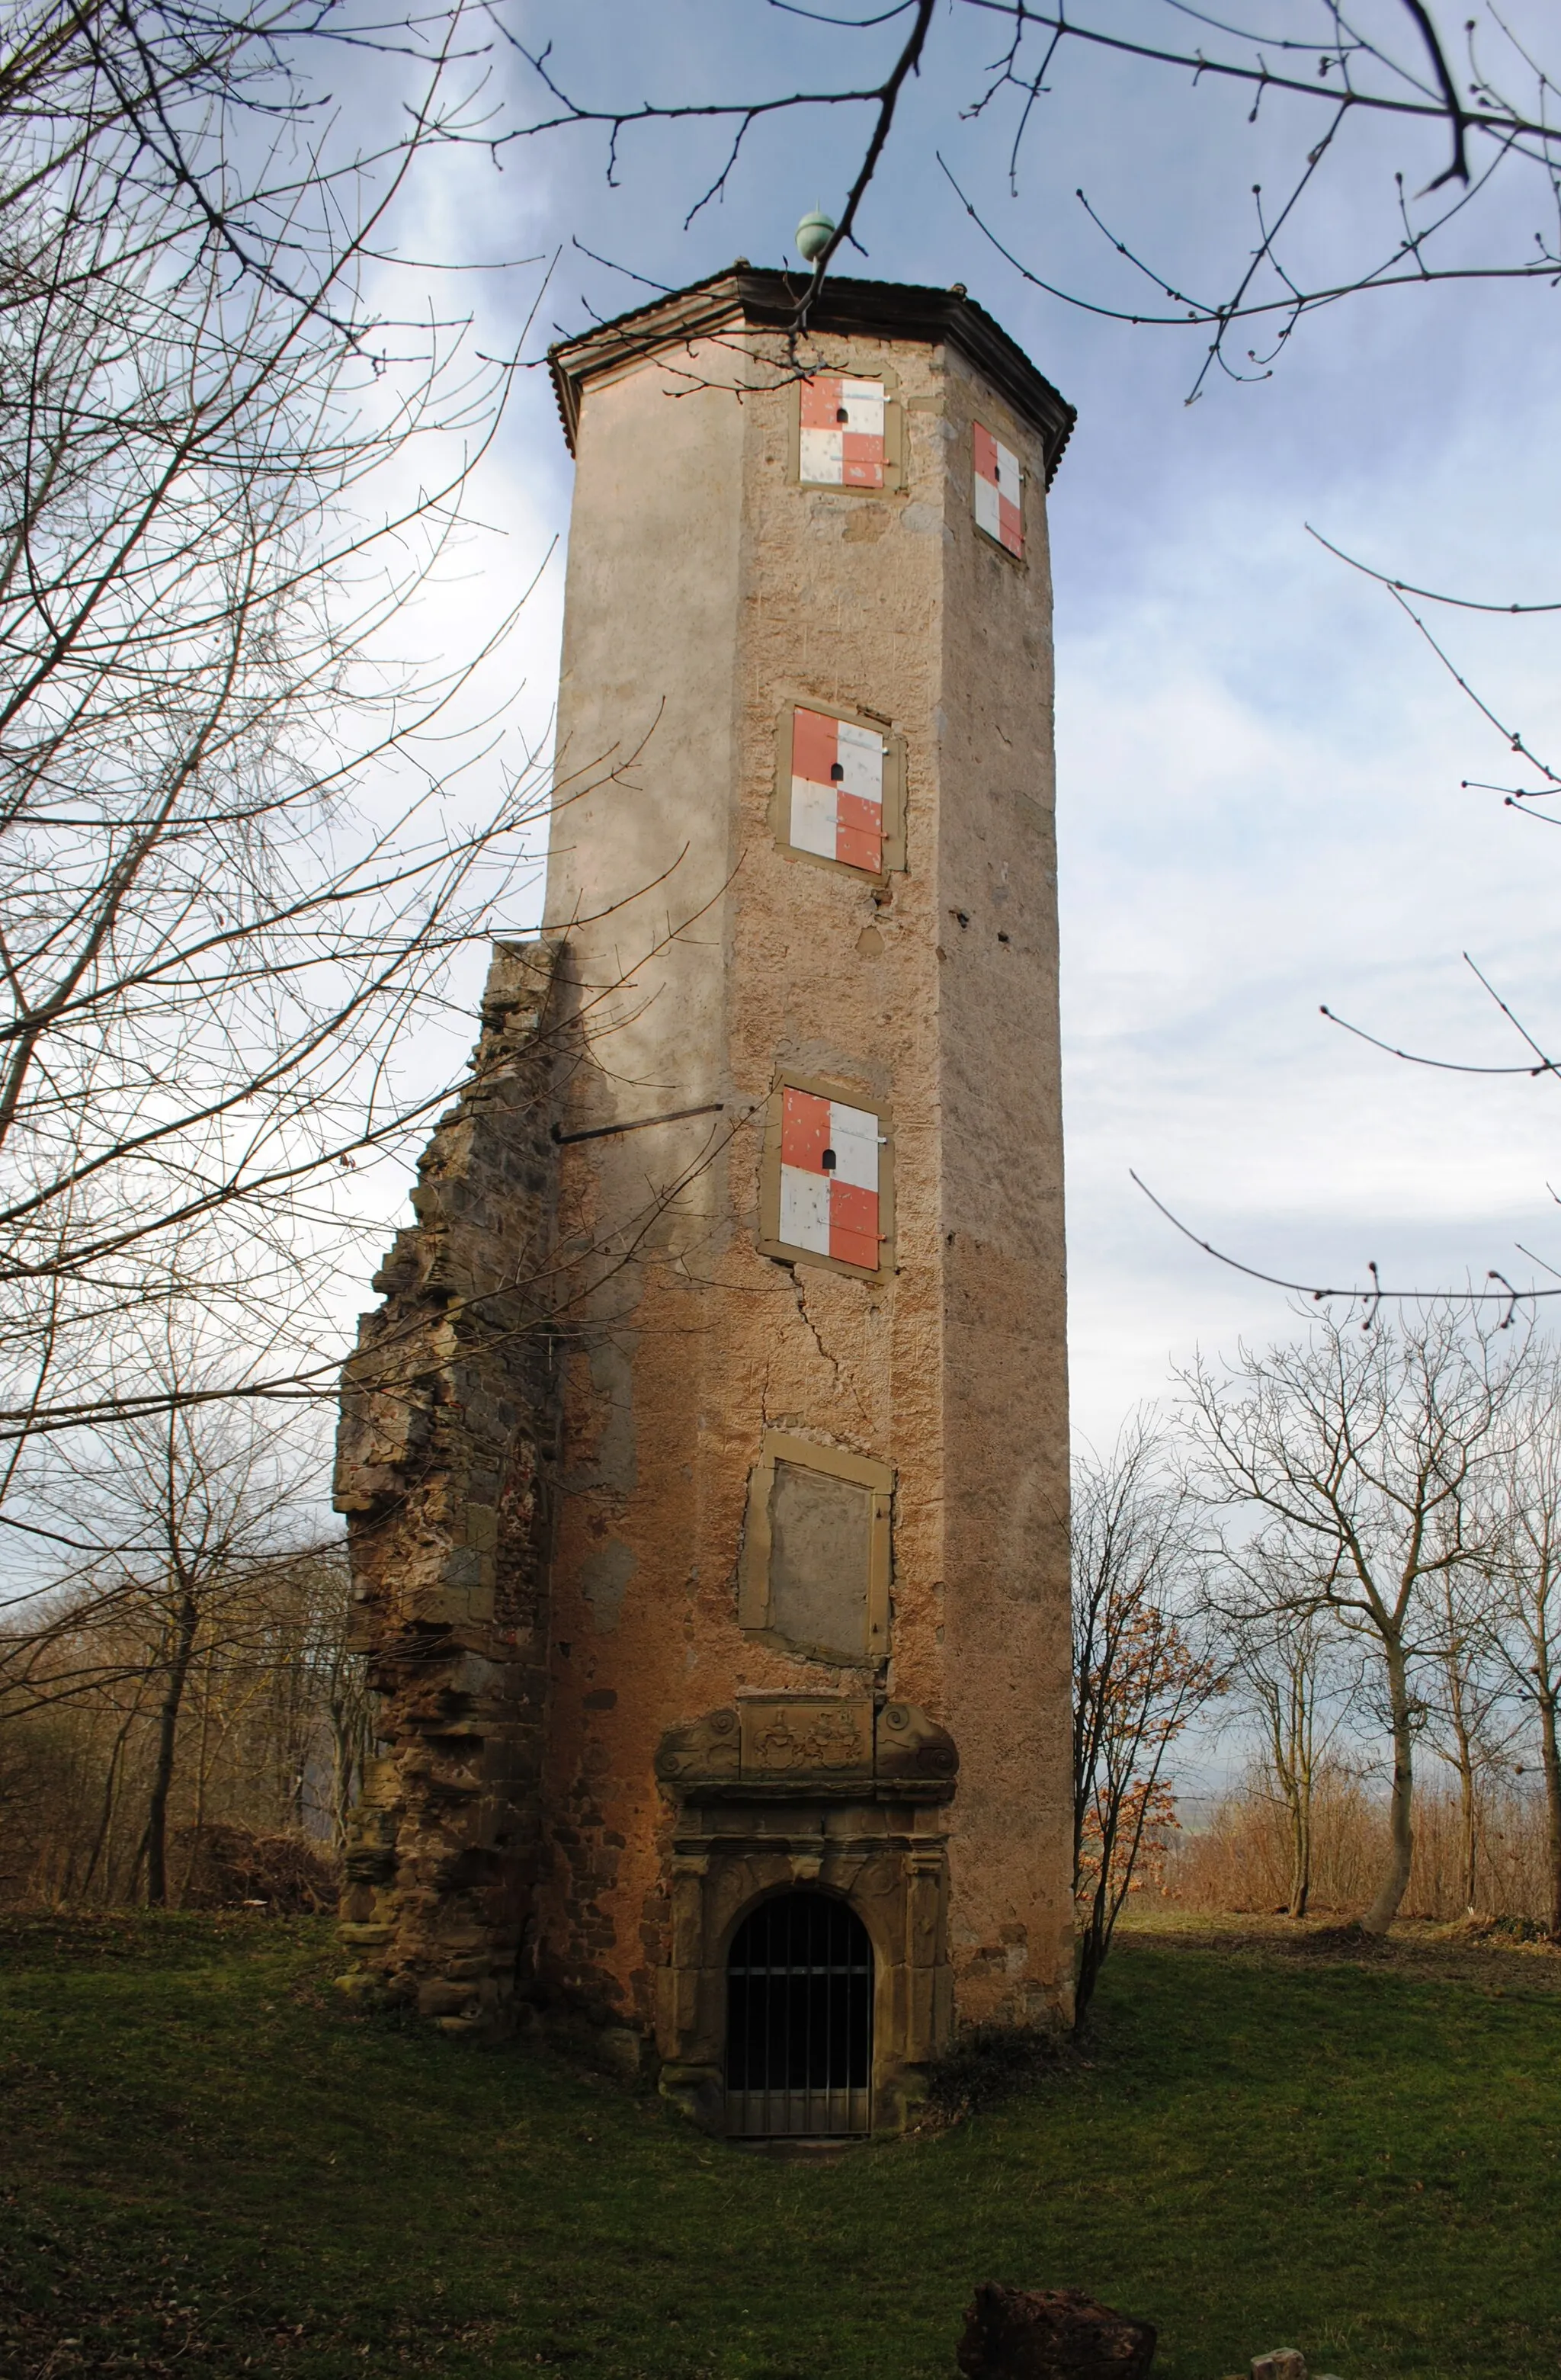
[2,1909,1557,2380]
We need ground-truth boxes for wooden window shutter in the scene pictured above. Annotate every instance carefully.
[973,421,1024,558]
[757,1071,893,1282]
[791,371,904,492]
[772,702,906,877]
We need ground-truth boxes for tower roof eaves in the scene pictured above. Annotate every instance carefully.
[547,268,1076,486]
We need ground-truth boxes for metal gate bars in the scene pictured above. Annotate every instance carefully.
[724,1891,873,2137]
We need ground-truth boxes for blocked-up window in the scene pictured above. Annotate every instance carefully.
[973,422,1024,558]
[776,703,905,877]
[757,1073,893,1279]
[793,374,903,491]
[738,1432,893,1662]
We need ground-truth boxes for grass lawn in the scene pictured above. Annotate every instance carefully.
[1,1909,1557,2380]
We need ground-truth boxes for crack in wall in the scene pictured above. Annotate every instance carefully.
[792,1271,841,1399]
[793,1272,873,1431]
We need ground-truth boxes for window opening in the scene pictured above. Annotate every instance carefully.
[799,376,886,488]
[789,707,886,873]
[737,1432,893,1661]
[778,1087,881,1271]
[973,422,1024,558]
[758,1073,894,1280]
[726,1892,873,2138]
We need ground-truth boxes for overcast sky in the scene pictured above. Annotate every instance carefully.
[367,0,1561,1451]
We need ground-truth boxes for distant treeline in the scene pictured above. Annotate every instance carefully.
[1,1551,367,1910]
[1168,1769,1556,1930]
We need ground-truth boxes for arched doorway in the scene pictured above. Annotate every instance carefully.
[725,1891,873,2138]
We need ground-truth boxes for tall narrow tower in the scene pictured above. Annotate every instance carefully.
[536,269,1075,2128]
[336,267,1074,2131]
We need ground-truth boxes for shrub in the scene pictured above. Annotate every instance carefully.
[922,2020,1066,2125]
[173,1823,339,1914]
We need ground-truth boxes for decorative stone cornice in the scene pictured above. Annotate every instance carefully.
[547,268,1075,486]
[655,1695,958,1804]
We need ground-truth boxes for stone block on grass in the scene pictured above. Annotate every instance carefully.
[1251,2354,1307,2380]
[957,2283,1157,2378]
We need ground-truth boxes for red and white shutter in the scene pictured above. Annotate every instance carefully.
[799,376,886,488]
[777,1088,883,1271]
[973,424,1023,557]
[790,707,885,872]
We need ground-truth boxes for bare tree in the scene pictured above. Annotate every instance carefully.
[0,1336,377,1904]
[2,1309,327,1902]
[502,2,1560,382]
[1417,1551,1518,1913]
[255,1550,372,1845]
[0,1,558,1491]
[0,1548,370,1906]
[1482,1359,1561,1937]
[1211,1577,1353,1920]
[1072,1414,1221,2022]
[501,2,1561,1330]
[1184,1304,1524,1933]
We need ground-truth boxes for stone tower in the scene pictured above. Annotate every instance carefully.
[335,268,1075,2135]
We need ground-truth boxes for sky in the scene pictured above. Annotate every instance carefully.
[351,0,1561,1455]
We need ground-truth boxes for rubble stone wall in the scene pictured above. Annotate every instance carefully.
[332,938,565,2035]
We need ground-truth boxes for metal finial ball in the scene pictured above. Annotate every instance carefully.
[794,210,835,265]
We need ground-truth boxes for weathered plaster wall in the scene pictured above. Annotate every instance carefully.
[537,345,750,2026]
[536,315,1072,2036]
[934,348,1073,2019]
[333,940,564,2034]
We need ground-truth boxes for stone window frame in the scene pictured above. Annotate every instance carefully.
[970,410,1030,570]
[755,1067,895,1285]
[736,1432,894,1661]
[787,360,906,494]
[770,697,907,884]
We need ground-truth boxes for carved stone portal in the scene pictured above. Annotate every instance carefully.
[653,1696,958,2135]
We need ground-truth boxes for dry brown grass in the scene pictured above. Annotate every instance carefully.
[1165,1770,1554,1926]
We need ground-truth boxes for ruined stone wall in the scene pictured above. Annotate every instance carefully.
[333,938,564,2035]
